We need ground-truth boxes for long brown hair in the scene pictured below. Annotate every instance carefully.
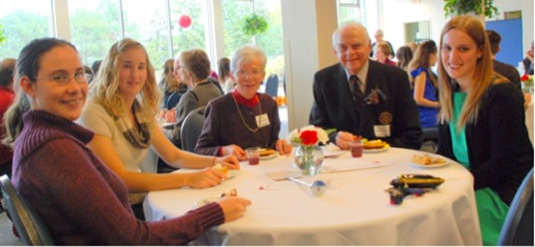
[409,40,437,87]
[437,16,502,131]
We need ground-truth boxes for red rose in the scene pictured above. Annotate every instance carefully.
[300,130,318,145]
[521,74,530,82]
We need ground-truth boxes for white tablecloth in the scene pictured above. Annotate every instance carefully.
[144,148,482,245]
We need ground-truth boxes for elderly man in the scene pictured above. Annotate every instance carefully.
[309,22,422,150]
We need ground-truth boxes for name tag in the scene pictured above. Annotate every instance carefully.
[256,113,270,128]
[374,124,391,137]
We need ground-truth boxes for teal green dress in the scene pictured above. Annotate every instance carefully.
[450,92,509,245]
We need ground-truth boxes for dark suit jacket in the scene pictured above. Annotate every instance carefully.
[309,60,422,149]
[493,60,521,92]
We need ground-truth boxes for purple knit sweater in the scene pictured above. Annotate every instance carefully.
[11,110,224,245]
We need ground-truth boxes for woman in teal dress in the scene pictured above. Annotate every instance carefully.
[436,16,533,245]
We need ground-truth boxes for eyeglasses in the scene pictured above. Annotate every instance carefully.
[236,70,263,78]
[36,72,87,84]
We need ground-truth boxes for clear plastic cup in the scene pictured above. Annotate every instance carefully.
[246,147,260,165]
[350,140,363,158]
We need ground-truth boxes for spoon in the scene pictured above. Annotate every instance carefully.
[288,177,327,196]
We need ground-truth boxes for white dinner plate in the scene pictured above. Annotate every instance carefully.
[161,122,175,129]
[259,150,278,160]
[363,145,390,153]
[227,169,239,179]
[409,154,450,169]
[322,144,346,158]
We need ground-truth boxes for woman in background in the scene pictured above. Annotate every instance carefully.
[408,40,439,128]
[374,41,396,66]
[195,45,292,160]
[396,45,413,74]
[436,16,533,245]
[171,49,223,145]
[218,57,235,93]
[159,58,187,110]
[3,37,250,245]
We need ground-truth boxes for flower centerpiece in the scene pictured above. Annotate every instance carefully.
[286,125,329,175]
[521,74,533,94]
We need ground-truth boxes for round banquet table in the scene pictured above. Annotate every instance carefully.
[143,147,482,245]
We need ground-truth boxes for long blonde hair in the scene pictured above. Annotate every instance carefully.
[160,58,180,92]
[88,38,160,124]
[437,16,502,131]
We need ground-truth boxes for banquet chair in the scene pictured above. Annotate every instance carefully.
[0,175,54,245]
[264,74,279,97]
[497,167,533,246]
[180,106,206,152]
[421,126,438,152]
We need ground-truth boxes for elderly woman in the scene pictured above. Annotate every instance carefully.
[195,45,292,160]
[171,49,223,144]
[375,41,396,66]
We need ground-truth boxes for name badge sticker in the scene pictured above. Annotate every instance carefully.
[374,125,391,137]
[256,113,270,128]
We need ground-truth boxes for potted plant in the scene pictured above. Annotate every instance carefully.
[242,14,268,36]
[443,0,498,18]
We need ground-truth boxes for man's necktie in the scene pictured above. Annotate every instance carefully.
[350,75,363,99]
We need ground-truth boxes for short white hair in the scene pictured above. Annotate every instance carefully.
[331,21,371,49]
[230,45,267,74]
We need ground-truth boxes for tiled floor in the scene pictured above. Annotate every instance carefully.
[0,212,22,245]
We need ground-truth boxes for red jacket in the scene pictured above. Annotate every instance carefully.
[0,87,15,165]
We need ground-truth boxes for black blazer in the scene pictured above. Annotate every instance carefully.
[309,60,422,149]
[437,82,533,205]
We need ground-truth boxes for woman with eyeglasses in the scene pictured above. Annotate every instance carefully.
[3,37,250,245]
[195,45,292,160]
[169,49,223,146]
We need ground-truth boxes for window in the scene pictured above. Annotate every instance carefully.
[122,0,170,70]
[221,0,284,78]
[0,1,52,59]
[169,0,209,59]
[69,0,122,66]
[338,0,362,24]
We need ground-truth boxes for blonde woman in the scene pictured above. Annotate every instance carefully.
[436,16,533,245]
[160,58,187,110]
[79,38,239,195]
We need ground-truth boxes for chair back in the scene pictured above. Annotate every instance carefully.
[0,175,54,245]
[264,74,279,97]
[498,167,534,246]
[180,107,206,152]
[421,126,438,152]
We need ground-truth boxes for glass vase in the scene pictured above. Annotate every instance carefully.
[294,145,324,176]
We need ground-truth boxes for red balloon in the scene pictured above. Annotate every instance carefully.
[178,15,192,29]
